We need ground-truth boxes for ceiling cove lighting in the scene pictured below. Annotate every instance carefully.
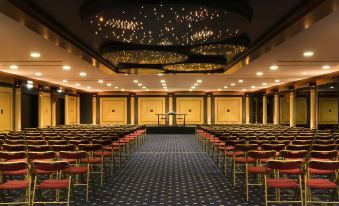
[86,86,91,89]
[9,65,18,70]
[63,65,71,70]
[270,65,278,70]
[80,72,87,76]
[251,86,256,89]
[256,71,263,76]
[303,51,314,57]
[30,52,41,58]
[322,65,330,69]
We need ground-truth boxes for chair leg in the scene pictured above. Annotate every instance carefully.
[67,176,72,206]
[245,164,249,201]
[32,176,37,206]
[264,176,268,206]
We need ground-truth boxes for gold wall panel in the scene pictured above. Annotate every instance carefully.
[67,96,77,124]
[279,96,289,124]
[296,97,307,124]
[138,97,165,125]
[214,97,242,124]
[319,97,338,124]
[176,97,204,124]
[280,96,307,124]
[0,87,12,132]
[42,93,51,127]
[100,97,127,125]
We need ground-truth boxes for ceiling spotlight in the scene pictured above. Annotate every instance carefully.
[197,80,202,83]
[224,86,228,89]
[330,86,334,89]
[262,82,267,86]
[322,65,330,69]
[138,83,142,86]
[114,86,119,89]
[80,72,87,76]
[121,89,125,91]
[162,83,166,86]
[9,65,18,70]
[270,65,279,70]
[275,79,280,83]
[142,86,146,89]
[75,83,80,86]
[133,80,138,83]
[57,88,63,93]
[191,86,196,89]
[164,89,168,91]
[194,83,198,86]
[26,84,33,89]
[189,89,193,91]
[157,73,163,76]
[27,80,33,84]
[242,88,247,91]
[218,88,222,91]
[160,80,166,83]
[63,65,71,70]
[98,80,104,83]
[35,72,42,76]
[238,79,244,83]
[86,86,91,89]
[303,51,314,57]
[30,52,41,58]
[251,86,256,89]
[256,71,263,76]
[62,80,68,83]
[230,83,236,86]
[163,87,167,89]
[106,83,112,86]
[146,89,150,91]
[301,72,308,75]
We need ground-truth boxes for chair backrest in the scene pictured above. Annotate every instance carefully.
[311,144,336,151]
[0,161,28,172]
[48,140,68,145]
[27,145,51,152]
[286,144,311,151]
[92,139,112,146]
[78,144,102,152]
[292,140,312,145]
[247,150,276,160]
[60,151,88,160]
[309,150,337,160]
[26,140,47,145]
[308,160,339,171]
[261,144,285,152]
[28,151,56,161]
[4,140,26,145]
[234,144,258,152]
[267,160,302,170]
[0,151,27,160]
[280,150,308,159]
[2,144,26,151]
[52,144,76,152]
[33,161,69,172]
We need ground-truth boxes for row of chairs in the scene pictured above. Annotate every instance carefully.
[0,124,146,205]
[196,124,339,206]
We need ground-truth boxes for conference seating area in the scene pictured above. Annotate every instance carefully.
[0,125,146,205]
[196,124,339,206]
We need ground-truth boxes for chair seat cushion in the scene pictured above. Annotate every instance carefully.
[0,180,30,190]
[235,157,256,163]
[81,157,102,164]
[248,166,272,174]
[62,158,77,164]
[2,169,28,175]
[306,179,337,189]
[34,169,55,175]
[64,166,88,174]
[266,179,299,188]
[38,179,69,189]
[280,168,302,175]
[104,146,120,150]
[309,168,335,175]
[94,151,112,157]
[225,151,243,157]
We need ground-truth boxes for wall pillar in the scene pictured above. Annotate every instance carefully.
[38,91,44,128]
[310,87,318,130]
[130,94,135,125]
[273,93,280,125]
[92,95,97,124]
[245,95,250,124]
[76,96,80,124]
[168,94,173,125]
[289,91,296,127]
[14,87,21,131]
[262,95,267,124]
[207,94,212,124]
[51,93,57,127]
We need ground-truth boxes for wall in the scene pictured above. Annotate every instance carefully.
[318,97,338,124]
[176,97,204,124]
[0,87,13,131]
[65,95,78,124]
[279,96,308,125]
[138,97,166,125]
[80,93,93,124]
[214,97,243,124]
[38,92,51,128]
[100,97,128,125]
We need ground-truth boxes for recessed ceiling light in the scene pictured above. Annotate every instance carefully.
[270,65,279,70]
[191,86,196,89]
[194,83,198,86]
[230,83,236,86]
[162,83,166,86]
[142,86,146,89]
[124,73,129,76]
[251,86,256,89]
[275,79,280,83]
[238,79,244,83]
[256,72,263,76]
[242,88,247,91]
[197,80,202,83]
[30,52,41,58]
[138,83,142,86]
[146,89,150,91]
[35,72,42,76]
[189,89,193,91]
[218,88,222,91]
[86,86,91,89]
[106,83,112,86]
[303,51,314,57]
[262,82,267,86]
[163,86,167,89]
[9,65,18,70]
[330,86,334,89]
[157,73,163,76]
[75,83,80,86]
[26,84,33,89]
[224,86,228,89]
[160,80,166,83]
[63,65,71,70]
[133,80,138,83]
[121,89,125,91]
[114,86,119,89]
[98,80,104,83]
[62,80,68,83]
[322,65,330,70]
[80,72,87,76]
[301,72,308,75]
[164,89,168,91]
[27,80,33,84]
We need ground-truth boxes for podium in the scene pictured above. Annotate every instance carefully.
[156,113,188,126]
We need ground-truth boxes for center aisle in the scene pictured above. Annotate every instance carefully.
[77,134,254,205]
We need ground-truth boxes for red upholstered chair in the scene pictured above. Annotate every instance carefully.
[311,144,336,151]
[223,139,246,175]
[264,160,303,206]
[27,145,51,152]
[305,160,339,206]
[0,161,31,206]
[60,151,90,201]
[32,161,72,206]
[245,150,275,201]
[0,151,27,163]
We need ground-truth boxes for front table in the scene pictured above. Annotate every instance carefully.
[156,113,188,126]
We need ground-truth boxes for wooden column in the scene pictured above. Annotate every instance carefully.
[38,91,44,128]
[273,93,279,125]
[310,87,318,130]
[64,95,69,125]
[92,95,97,124]
[76,96,80,124]
[262,95,267,124]
[130,94,135,125]
[245,95,250,124]
[207,94,212,124]
[168,94,173,125]
[14,87,21,131]
[289,91,296,127]
[51,93,57,127]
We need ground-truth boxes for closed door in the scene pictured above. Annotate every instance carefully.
[0,91,12,131]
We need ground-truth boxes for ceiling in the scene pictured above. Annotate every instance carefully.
[0,1,338,92]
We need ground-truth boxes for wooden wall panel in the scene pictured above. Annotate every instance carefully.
[319,97,338,124]
[67,96,77,124]
[43,95,51,126]
[296,97,307,124]
[138,97,165,125]
[100,97,127,125]
[279,96,289,124]
[176,97,204,124]
[0,87,12,132]
[214,97,242,124]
